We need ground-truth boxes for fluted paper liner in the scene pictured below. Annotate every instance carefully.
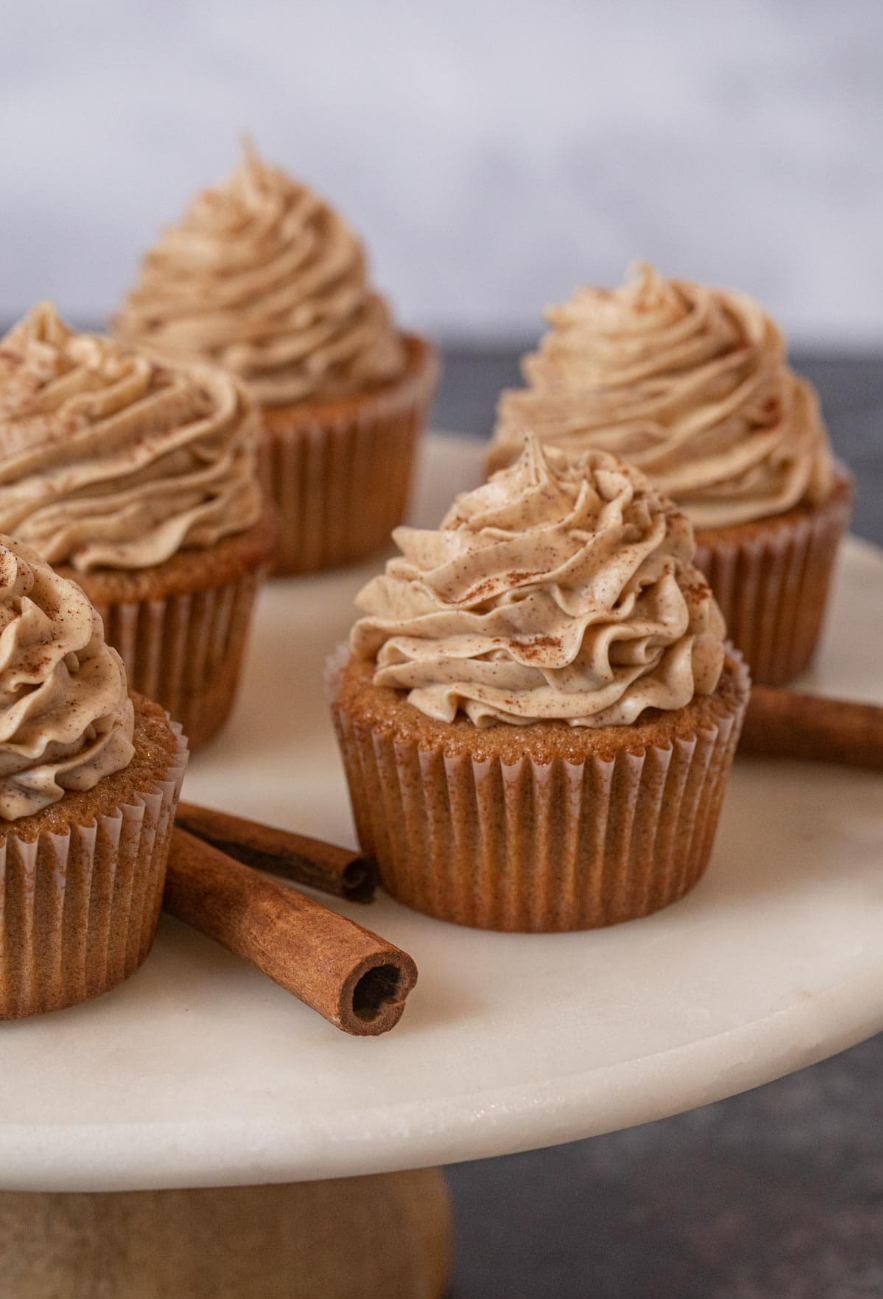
[0,721,188,1018]
[694,467,853,686]
[262,335,440,576]
[327,649,750,932]
[91,571,262,752]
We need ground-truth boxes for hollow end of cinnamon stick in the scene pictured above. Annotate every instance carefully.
[175,801,377,903]
[340,956,419,1035]
[164,828,417,1037]
[337,859,377,903]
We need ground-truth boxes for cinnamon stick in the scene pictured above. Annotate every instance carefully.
[175,802,376,903]
[741,686,883,771]
[164,828,417,1036]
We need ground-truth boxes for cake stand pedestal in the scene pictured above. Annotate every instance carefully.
[0,438,881,1298]
[0,1172,451,1299]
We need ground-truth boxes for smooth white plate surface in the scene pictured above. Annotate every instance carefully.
[1,435,881,1193]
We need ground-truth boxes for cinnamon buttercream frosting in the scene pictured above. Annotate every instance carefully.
[351,436,725,727]
[0,303,263,572]
[0,535,134,820]
[114,142,406,406]
[491,263,834,529]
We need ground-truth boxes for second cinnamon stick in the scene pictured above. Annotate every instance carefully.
[175,802,376,902]
[741,686,883,770]
[164,828,417,1036]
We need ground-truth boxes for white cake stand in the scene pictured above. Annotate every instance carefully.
[1,436,881,1297]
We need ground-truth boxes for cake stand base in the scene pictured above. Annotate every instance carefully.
[0,1168,451,1298]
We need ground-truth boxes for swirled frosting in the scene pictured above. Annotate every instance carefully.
[0,304,263,573]
[114,142,406,406]
[0,535,134,821]
[351,436,725,727]
[491,263,834,529]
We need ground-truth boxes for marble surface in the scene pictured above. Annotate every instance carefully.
[436,350,883,1299]
[1,436,881,1203]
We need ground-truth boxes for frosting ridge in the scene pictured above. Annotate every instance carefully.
[491,263,834,528]
[114,142,405,406]
[0,304,263,572]
[352,436,725,727]
[0,535,134,820]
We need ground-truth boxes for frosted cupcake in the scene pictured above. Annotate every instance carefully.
[0,304,275,750]
[489,264,853,684]
[115,143,439,575]
[328,437,749,932]
[0,535,187,1018]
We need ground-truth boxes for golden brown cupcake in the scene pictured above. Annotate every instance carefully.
[0,303,276,750]
[0,535,188,1018]
[489,263,852,685]
[114,142,439,576]
[328,437,749,932]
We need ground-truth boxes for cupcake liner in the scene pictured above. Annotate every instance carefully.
[90,569,262,753]
[0,721,188,1019]
[694,468,853,686]
[262,335,440,576]
[327,648,749,932]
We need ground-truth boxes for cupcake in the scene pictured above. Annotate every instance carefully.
[0,535,187,1018]
[328,436,749,932]
[0,304,275,751]
[489,263,853,685]
[114,142,439,576]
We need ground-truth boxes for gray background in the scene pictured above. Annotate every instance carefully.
[1,0,882,344]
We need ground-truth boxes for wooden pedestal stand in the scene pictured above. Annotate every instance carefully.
[0,1168,451,1299]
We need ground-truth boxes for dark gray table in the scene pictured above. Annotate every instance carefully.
[431,347,883,1299]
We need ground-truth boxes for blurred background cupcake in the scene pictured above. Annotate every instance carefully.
[0,535,187,1018]
[0,304,275,750]
[489,264,853,684]
[114,142,439,576]
[329,436,748,932]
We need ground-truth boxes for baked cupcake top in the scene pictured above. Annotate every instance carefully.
[351,436,725,727]
[0,535,134,820]
[114,142,406,407]
[0,303,263,573]
[491,263,834,529]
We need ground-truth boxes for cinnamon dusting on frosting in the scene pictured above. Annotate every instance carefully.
[351,436,725,727]
[114,141,405,406]
[0,536,134,820]
[490,263,834,528]
[0,304,263,572]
